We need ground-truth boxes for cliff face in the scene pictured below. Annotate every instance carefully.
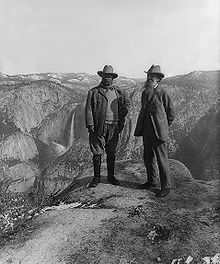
[0,71,219,194]
[174,101,220,180]
[0,80,84,192]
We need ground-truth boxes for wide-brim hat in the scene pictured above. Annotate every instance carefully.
[144,64,165,78]
[97,65,118,79]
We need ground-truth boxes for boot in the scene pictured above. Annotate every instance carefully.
[138,181,156,190]
[88,155,101,188]
[107,153,119,186]
[156,187,170,198]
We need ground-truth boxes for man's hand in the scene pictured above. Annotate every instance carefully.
[88,126,94,133]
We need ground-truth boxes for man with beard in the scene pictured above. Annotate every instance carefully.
[85,65,130,188]
[134,65,175,197]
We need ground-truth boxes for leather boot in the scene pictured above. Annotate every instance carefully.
[156,187,170,198]
[88,155,101,188]
[107,153,119,186]
[138,182,156,190]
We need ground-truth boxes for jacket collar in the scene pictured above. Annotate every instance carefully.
[96,83,122,101]
[97,83,119,99]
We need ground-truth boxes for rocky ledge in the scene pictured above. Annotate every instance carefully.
[0,159,219,264]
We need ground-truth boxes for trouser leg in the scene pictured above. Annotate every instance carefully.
[105,123,120,185]
[143,134,157,185]
[88,154,102,188]
[153,140,171,189]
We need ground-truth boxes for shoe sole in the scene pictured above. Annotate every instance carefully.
[87,182,100,188]
[156,190,170,198]
[138,185,156,190]
[107,181,120,186]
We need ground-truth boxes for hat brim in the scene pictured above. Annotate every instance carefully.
[144,71,164,78]
[97,71,118,79]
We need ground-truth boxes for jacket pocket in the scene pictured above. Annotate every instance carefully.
[152,114,168,141]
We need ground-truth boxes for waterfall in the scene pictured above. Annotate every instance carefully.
[68,111,75,147]
[50,110,75,159]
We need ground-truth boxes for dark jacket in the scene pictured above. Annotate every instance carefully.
[85,84,131,136]
[134,85,175,141]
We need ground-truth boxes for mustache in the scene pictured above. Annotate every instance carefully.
[101,79,113,86]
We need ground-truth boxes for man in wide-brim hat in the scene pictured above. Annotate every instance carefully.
[134,64,175,197]
[85,65,131,188]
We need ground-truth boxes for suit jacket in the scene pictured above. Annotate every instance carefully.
[134,85,175,141]
[85,84,131,136]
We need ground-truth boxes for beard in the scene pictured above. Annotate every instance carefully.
[144,79,155,90]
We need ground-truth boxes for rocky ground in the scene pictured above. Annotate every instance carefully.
[0,159,219,264]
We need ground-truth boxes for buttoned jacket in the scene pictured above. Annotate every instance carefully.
[85,84,130,136]
[134,85,175,141]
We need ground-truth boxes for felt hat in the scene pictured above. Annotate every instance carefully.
[144,64,165,78]
[97,65,118,79]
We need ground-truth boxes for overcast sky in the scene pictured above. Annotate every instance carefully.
[0,0,219,77]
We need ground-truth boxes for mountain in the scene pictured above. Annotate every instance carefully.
[0,71,219,195]
[0,79,85,192]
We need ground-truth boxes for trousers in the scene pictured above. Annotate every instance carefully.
[89,123,119,155]
[143,130,171,189]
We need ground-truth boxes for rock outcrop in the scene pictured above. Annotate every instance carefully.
[38,157,194,198]
[0,158,219,264]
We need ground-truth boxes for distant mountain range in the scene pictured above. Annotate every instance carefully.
[0,70,219,194]
[0,72,137,94]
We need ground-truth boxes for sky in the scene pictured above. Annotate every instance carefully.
[0,0,219,78]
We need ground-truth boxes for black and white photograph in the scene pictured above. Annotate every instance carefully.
[0,0,219,263]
